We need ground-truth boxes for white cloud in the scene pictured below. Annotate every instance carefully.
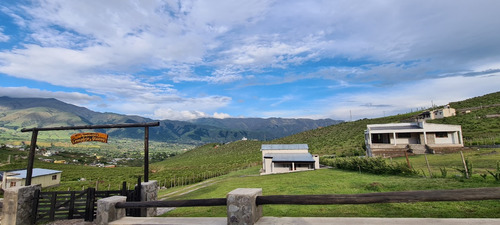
[0,27,9,42]
[152,109,231,121]
[323,74,500,120]
[0,86,100,105]
[1,0,500,121]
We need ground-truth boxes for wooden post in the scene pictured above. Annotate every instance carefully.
[425,154,432,178]
[405,151,411,169]
[49,192,57,221]
[144,126,149,182]
[121,181,127,196]
[26,129,39,186]
[460,151,469,179]
[69,192,76,219]
[31,189,41,224]
[85,188,96,221]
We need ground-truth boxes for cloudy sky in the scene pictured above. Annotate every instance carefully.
[0,0,499,121]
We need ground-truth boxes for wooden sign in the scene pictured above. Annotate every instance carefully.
[71,132,108,144]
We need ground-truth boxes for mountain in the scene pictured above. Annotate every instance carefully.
[191,117,339,140]
[0,96,342,144]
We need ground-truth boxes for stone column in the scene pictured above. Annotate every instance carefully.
[140,180,158,217]
[96,196,127,225]
[227,188,263,225]
[2,184,41,225]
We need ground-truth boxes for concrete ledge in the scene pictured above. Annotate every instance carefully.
[109,217,500,225]
[109,217,226,225]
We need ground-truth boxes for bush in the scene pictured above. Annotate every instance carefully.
[321,156,418,176]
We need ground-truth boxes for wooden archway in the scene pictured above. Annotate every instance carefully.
[21,122,160,185]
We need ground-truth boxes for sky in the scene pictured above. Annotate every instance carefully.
[0,0,499,121]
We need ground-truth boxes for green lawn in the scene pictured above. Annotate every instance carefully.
[162,167,500,218]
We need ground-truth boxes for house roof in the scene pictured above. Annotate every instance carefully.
[264,153,315,162]
[366,122,461,133]
[261,144,308,151]
[4,168,62,179]
[370,125,422,130]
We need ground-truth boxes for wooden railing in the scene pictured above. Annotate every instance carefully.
[114,187,500,209]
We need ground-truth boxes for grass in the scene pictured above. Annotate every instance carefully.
[161,167,500,218]
[390,148,500,179]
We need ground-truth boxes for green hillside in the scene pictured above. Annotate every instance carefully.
[0,140,264,192]
[273,91,500,155]
[149,140,262,183]
[0,107,86,140]
[272,113,419,156]
[430,92,500,143]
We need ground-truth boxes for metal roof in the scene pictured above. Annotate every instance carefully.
[264,153,315,162]
[4,168,62,179]
[370,125,422,130]
[261,144,308,151]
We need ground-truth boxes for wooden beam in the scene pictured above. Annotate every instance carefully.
[115,198,227,208]
[114,187,500,209]
[256,187,500,205]
[20,122,160,132]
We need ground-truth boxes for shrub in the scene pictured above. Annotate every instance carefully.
[321,156,418,176]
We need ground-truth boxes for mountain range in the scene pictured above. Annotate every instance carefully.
[0,96,342,144]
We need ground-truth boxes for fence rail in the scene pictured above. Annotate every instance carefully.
[114,187,500,209]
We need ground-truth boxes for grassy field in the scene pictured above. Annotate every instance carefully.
[391,148,500,179]
[0,140,263,193]
[161,166,500,218]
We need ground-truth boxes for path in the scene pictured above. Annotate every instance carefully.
[156,178,221,215]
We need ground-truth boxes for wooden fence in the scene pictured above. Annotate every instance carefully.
[114,187,500,209]
[32,181,141,224]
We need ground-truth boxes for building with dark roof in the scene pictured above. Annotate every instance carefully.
[260,144,319,175]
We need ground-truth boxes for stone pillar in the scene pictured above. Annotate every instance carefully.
[227,188,263,225]
[2,184,41,225]
[96,196,127,225]
[140,180,158,217]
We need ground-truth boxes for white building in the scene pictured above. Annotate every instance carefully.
[1,168,62,189]
[418,105,456,120]
[261,144,319,175]
[364,122,463,157]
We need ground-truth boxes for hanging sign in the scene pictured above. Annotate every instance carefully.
[71,132,108,144]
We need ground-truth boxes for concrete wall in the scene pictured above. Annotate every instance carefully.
[3,173,61,189]
[140,180,158,217]
[29,173,61,187]
[273,163,292,173]
[263,157,273,173]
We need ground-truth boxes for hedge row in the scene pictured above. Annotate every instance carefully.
[321,156,418,176]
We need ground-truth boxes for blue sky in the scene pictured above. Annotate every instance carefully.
[1,0,499,121]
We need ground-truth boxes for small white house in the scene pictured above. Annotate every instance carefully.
[1,168,62,189]
[418,105,456,120]
[364,121,463,157]
[261,144,319,175]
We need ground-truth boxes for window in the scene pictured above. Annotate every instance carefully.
[436,132,448,138]
[397,133,412,138]
[10,181,16,187]
[52,175,57,180]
